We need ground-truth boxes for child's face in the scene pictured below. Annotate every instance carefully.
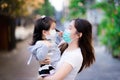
[46,22,56,35]
[42,22,56,40]
[50,22,56,30]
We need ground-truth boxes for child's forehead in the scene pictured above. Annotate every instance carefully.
[50,22,56,29]
[52,22,56,25]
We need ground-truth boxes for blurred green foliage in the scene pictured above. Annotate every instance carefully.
[0,0,44,17]
[0,0,25,17]
[69,0,86,19]
[91,1,120,57]
[34,0,55,17]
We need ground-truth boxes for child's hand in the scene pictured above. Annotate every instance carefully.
[58,31,63,37]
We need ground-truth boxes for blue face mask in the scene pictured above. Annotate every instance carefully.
[63,30,72,43]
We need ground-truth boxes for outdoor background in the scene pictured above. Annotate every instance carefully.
[0,0,120,80]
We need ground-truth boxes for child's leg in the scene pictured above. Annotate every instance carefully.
[38,64,55,77]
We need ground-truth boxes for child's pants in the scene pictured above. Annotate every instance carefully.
[38,64,55,77]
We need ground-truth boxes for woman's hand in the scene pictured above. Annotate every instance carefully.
[37,75,44,80]
[38,76,54,80]
[58,31,63,37]
[39,62,73,80]
[39,56,51,65]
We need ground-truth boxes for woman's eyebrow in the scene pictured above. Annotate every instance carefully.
[69,25,72,28]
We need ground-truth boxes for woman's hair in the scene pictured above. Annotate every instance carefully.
[75,18,95,72]
[31,16,56,45]
[59,18,95,72]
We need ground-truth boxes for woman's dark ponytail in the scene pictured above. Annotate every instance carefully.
[75,18,95,72]
[59,43,68,55]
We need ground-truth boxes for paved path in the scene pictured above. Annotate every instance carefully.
[0,37,39,80]
[76,45,120,80]
[0,37,120,80]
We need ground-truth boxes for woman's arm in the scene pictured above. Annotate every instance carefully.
[42,62,73,80]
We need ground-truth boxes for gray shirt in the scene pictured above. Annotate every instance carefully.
[28,41,61,67]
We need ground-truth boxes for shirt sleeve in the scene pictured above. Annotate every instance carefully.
[28,41,49,61]
[36,43,49,61]
[64,52,83,69]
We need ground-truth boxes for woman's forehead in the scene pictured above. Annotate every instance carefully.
[69,20,75,28]
[70,20,74,26]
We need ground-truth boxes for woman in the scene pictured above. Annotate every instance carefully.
[39,18,95,80]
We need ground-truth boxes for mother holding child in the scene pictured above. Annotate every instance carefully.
[28,16,95,80]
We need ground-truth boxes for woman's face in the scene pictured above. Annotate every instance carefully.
[68,20,79,40]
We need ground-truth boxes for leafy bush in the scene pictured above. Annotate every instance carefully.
[69,0,86,19]
[93,2,120,57]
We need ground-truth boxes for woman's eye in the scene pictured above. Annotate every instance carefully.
[69,26,72,30]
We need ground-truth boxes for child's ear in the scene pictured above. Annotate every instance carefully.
[42,30,47,36]
[42,30,48,39]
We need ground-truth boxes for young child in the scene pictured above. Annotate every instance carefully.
[27,16,61,78]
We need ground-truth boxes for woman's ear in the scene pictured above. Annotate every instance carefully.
[79,33,82,38]
[77,33,82,38]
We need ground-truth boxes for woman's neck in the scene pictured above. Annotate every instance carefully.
[67,39,79,50]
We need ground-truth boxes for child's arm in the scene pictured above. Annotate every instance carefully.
[28,41,51,61]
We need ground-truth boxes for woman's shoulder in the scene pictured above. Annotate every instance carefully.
[62,48,82,59]
[64,48,81,54]
[61,48,83,69]
[67,48,82,60]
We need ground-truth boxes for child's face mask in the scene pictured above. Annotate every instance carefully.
[46,29,57,41]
